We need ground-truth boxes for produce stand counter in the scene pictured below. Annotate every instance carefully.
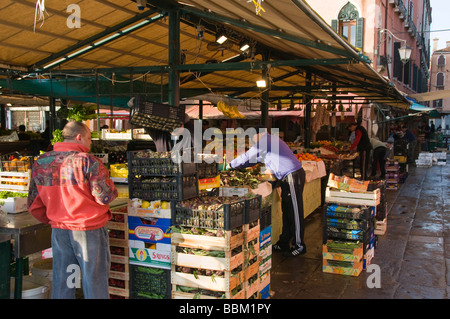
[0,211,51,299]
[0,197,128,299]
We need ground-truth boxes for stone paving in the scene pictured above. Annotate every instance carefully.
[270,156,449,299]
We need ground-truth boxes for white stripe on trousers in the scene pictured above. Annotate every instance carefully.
[288,173,302,246]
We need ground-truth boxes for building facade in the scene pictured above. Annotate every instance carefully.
[428,40,450,130]
[306,0,432,95]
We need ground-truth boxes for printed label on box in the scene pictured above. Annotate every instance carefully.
[129,247,171,269]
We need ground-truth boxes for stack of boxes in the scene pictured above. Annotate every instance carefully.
[372,180,388,235]
[258,206,272,299]
[126,150,198,299]
[170,188,262,299]
[385,160,400,190]
[107,201,130,298]
[323,175,379,276]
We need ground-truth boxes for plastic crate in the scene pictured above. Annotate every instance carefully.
[128,150,196,176]
[129,265,171,299]
[128,174,198,201]
[259,206,272,231]
[129,96,185,132]
[198,161,219,179]
[172,191,245,230]
[244,195,262,224]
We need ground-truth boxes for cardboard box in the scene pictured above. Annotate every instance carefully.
[128,216,171,245]
[0,197,27,213]
[128,199,171,219]
[128,240,171,269]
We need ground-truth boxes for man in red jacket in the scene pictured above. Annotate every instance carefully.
[27,121,118,299]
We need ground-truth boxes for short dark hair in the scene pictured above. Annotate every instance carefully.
[62,121,90,141]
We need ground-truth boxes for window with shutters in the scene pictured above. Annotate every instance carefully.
[437,55,445,67]
[331,2,364,50]
[436,72,445,88]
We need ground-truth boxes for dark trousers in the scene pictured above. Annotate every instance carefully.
[371,147,386,178]
[278,168,306,249]
[359,150,371,180]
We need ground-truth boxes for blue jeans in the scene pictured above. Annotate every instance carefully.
[51,227,111,299]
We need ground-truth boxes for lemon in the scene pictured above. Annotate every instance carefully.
[141,201,150,209]
[161,201,168,209]
[153,202,160,209]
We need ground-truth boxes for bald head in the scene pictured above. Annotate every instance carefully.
[62,121,90,141]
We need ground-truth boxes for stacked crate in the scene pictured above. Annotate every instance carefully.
[385,160,400,190]
[258,223,272,299]
[170,189,262,299]
[369,180,388,235]
[323,184,379,276]
[107,202,130,298]
[244,195,261,299]
[126,150,196,299]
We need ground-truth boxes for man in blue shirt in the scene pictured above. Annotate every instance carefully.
[227,128,306,256]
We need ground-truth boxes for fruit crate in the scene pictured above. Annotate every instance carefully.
[128,174,198,201]
[244,195,262,224]
[129,96,185,132]
[130,265,171,299]
[0,171,31,191]
[172,194,245,231]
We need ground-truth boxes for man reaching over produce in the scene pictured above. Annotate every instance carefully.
[226,127,306,257]
[27,121,118,299]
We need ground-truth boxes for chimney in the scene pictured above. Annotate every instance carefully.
[433,38,439,52]
[447,41,450,48]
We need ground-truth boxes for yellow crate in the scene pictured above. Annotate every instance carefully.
[393,155,407,163]
[110,164,128,178]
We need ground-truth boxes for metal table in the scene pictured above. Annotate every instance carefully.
[0,212,51,299]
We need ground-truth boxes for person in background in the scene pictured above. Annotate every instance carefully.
[347,122,372,181]
[369,137,387,180]
[18,124,31,140]
[401,126,417,164]
[226,127,306,257]
[27,121,118,299]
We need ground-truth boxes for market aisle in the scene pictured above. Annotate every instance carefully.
[270,155,450,299]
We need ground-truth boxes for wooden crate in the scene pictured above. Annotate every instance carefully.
[245,220,260,243]
[108,279,130,298]
[108,204,129,299]
[171,226,248,299]
[325,187,380,206]
[171,227,245,251]
[171,267,245,299]
[375,218,387,235]
[0,171,30,191]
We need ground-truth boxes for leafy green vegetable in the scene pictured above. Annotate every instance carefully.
[0,191,27,199]
[51,129,63,145]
